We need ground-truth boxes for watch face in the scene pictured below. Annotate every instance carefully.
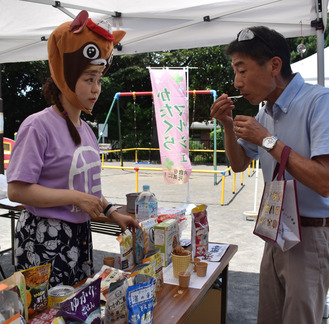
[264,138,274,148]
[263,136,278,150]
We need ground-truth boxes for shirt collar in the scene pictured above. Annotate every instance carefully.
[265,73,304,115]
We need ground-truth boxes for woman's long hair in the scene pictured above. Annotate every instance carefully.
[43,77,81,145]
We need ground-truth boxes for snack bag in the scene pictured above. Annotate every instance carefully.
[20,264,51,319]
[143,249,163,292]
[130,264,157,306]
[135,218,157,264]
[1,272,28,321]
[29,308,59,323]
[191,204,209,258]
[91,265,130,301]
[126,275,154,324]
[57,278,101,324]
[103,278,129,324]
[117,230,135,271]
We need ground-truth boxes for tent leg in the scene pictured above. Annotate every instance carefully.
[0,65,5,174]
[317,30,325,86]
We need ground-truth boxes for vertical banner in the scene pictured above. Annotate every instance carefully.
[149,68,192,184]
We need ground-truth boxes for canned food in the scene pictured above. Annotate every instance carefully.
[48,285,75,309]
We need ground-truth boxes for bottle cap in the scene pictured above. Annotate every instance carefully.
[143,185,150,190]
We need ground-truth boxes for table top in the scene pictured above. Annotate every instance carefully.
[0,201,133,218]
[153,244,238,323]
[0,198,24,211]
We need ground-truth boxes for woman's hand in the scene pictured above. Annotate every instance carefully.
[75,192,104,219]
[109,211,140,232]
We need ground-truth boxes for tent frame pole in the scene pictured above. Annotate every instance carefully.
[312,0,325,86]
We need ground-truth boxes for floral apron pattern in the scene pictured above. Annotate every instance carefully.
[14,210,94,287]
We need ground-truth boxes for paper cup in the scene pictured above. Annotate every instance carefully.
[190,257,201,272]
[171,252,191,278]
[103,256,115,267]
[178,271,191,288]
[196,261,208,277]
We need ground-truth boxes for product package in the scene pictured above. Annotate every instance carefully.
[157,206,186,223]
[89,265,130,302]
[143,249,163,292]
[117,230,135,271]
[157,206,187,240]
[57,278,101,324]
[154,218,179,267]
[129,264,157,306]
[1,272,28,321]
[103,278,129,324]
[191,204,209,258]
[0,288,26,324]
[135,218,157,264]
[126,275,155,324]
[20,264,51,319]
[29,308,58,324]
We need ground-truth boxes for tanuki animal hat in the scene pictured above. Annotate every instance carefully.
[48,10,125,114]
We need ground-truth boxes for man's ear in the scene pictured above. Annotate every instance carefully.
[113,30,126,46]
[271,56,282,77]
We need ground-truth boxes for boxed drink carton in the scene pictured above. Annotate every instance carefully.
[154,218,179,267]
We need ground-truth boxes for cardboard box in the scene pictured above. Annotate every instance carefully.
[154,218,179,267]
[186,289,222,323]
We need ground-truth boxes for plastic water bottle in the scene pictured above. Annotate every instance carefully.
[135,185,158,221]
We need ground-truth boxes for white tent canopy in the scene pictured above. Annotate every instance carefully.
[0,0,327,64]
[291,47,329,87]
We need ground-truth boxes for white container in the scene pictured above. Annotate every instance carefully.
[135,185,158,221]
[242,211,258,221]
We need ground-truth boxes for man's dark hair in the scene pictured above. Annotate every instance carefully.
[226,26,292,78]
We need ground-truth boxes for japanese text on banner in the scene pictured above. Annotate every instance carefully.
[149,69,192,184]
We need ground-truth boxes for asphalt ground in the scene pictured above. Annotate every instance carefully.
[0,161,328,323]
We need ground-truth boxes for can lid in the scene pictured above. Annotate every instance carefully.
[48,285,75,298]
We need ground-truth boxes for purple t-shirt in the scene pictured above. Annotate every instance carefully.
[6,106,102,223]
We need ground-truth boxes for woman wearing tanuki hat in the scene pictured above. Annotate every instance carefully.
[6,10,139,287]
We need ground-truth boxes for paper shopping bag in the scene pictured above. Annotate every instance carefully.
[253,146,301,252]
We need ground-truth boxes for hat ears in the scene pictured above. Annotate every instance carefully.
[113,30,126,46]
[71,10,126,46]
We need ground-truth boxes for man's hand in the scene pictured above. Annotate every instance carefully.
[210,94,235,126]
[233,115,270,146]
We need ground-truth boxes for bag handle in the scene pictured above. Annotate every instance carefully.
[272,145,291,181]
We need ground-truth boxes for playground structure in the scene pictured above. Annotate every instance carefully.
[3,137,14,169]
[100,148,255,206]
[97,90,258,205]
[98,90,225,181]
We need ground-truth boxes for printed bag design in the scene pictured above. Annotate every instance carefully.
[253,146,301,252]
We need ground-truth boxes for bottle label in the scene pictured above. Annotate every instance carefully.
[136,201,157,221]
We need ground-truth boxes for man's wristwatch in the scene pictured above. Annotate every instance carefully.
[262,136,278,151]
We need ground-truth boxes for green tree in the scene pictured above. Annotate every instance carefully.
[2,61,49,138]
